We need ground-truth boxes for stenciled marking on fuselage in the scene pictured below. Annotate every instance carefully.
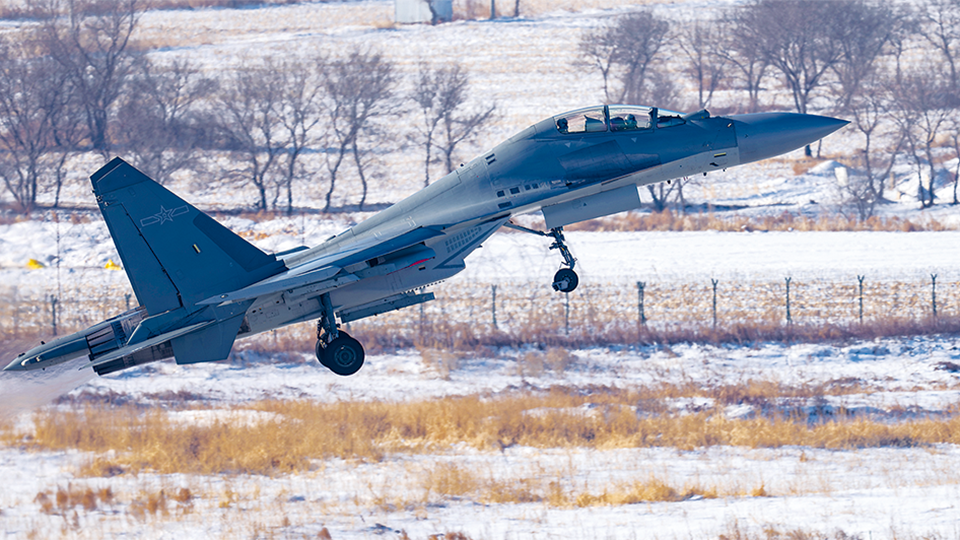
[140,205,188,227]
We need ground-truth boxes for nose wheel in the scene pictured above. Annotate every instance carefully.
[548,227,578,293]
[504,222,579,293]
[552,267,579,293]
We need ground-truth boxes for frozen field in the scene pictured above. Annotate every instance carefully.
[2,334,960,539]
[1,1,960,538]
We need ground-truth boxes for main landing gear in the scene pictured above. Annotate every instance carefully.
[504,222,579,293]
[315,294,365,376]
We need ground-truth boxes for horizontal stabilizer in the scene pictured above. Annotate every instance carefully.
[86,320,216,370]
[172,313,245,364]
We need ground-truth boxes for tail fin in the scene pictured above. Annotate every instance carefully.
[91,158,285,315]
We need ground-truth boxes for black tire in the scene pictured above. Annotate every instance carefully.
[552,268,579,293]
[321,332,365,376]
[315,339,327,366]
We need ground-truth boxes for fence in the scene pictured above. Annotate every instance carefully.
[0,272,955,350]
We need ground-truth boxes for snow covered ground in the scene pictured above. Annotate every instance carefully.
[1,1,960,538]
[2,334,960,539]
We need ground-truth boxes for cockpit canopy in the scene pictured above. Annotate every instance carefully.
[554,105,688,135]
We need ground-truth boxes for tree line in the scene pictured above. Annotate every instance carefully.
[1,0,959,219]
[0,0,494,214]
[580,0,960,218]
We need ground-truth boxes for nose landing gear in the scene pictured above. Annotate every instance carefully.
[547,227,578,293]
[505,222,579,293]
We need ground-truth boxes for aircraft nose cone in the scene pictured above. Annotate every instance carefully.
[731,113,848,164]
[3,358,26,372]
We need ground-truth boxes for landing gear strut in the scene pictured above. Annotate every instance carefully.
[504,222,579,293]
[548,227,578,293]
[315,293,365,376]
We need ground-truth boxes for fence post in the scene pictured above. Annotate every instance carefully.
[12,288,18,339]
[931,274,938,318]
[491,284,498,329]
[125,293,131,311]
[50,295,58,337]
[785,277,792,324]
[857,275,865,324]
[637,281,646,327]
[564,292,570,336]
[711,278,719,327]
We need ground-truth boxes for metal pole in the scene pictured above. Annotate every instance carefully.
[785,277,792,324]
[857,275,865,324]
[711,278,719,327]
[931,274,938,318]
[564,292,570,335]
[50,295,58,337]
[492,284,498,329]
[637,281,646,326]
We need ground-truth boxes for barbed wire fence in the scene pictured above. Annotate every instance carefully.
[0,270,955,348]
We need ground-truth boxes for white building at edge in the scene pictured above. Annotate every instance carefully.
[395,0,452,23]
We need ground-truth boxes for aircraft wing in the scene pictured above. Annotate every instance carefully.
[198,226,444,307]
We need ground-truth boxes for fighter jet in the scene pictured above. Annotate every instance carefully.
[4,105,846,377]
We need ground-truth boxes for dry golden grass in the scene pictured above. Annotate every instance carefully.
[15,386,960,478]
[34,484,113,516]
[573,477,719,506]
[420,463,718,508]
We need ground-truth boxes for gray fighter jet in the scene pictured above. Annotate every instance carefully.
[4,105,846,377]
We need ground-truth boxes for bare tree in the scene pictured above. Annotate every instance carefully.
[47,68,85,208]
[434,102,495,177]
[0,40,69,213]
[841,81,903,221]
[275,57,324,214]
[413,63,494,186]
[116,59,216,184]
[216,63,286,211]
[676,20,726,110]
[39,0,143,154]
[580,10,670,105]
[828,1,902,114]
[948,124,960,205]
[889,69,952,208]
[918,0,960,89]
[717,11,769,113]
[645,178,689,213]
[739,0,851,155]
[321,48,396,212]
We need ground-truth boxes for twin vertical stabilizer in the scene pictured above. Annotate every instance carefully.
[91,158,284,315]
